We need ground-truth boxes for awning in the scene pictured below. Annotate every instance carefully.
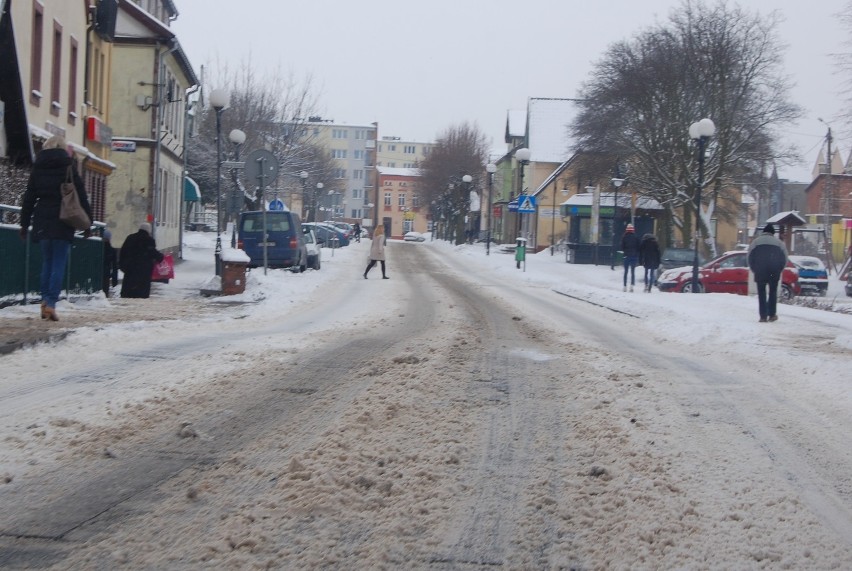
[184,176,200,202]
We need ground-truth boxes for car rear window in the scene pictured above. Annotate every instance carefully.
[241,214,291,233]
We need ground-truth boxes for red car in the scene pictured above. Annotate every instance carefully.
[657,251,800,299]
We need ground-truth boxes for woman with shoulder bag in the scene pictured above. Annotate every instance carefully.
[19,135,93,321]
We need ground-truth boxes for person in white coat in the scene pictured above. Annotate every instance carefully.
[363,224,388,279]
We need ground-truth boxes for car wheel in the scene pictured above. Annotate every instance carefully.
[781,285,794,301]
[680,281,703,293]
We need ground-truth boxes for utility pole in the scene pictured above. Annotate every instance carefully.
[819,119,836,271]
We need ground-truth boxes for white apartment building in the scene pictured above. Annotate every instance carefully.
[376,136,434,169]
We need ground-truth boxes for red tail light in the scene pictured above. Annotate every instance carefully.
[289,236,299,249]
[237,239,244,249]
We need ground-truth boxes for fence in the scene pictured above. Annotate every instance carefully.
[0,205,104,307]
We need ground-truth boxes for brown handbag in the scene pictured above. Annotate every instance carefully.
[59,165,91,230]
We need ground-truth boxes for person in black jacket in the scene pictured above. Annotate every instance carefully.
[119,223,164,299]
[747,223,788,322]
[620,224,641,292]
[638,233,661,292]
[102,230,119,297]
[19,135,93,321]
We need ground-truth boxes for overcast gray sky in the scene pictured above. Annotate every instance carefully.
[172,0,849,183]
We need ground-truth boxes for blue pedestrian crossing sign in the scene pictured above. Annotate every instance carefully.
[517,194,537,213]
[269,199,285,211]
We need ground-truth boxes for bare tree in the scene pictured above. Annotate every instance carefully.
[570,0,801,251]
[835,0,852,136]
[416,122,489,244]
[187,57,323,220]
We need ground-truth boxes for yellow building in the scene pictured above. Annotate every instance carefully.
[105,0,197,252]
[1,0,115,213]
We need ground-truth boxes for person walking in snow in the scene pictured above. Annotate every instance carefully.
[363,223,388,279]
[119,222,163,298]
[747,223,788,322]
[620,224,641,292]
[19,135,93,322]
[638,233,661,292]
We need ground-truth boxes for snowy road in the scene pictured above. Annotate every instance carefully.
[1,240,851,569]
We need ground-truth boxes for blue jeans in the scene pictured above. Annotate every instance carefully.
[644,267,656,286]
[623,256,638,286]
[40,239,70,308]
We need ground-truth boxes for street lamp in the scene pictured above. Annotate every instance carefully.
[610,177,625,270]
[462,174,473,243]
[688,117,716,293]
[485,163,496,254]
[209,88,230,276]
[299,170,309,220]
[228,128,246,248]
[515,147,531,239]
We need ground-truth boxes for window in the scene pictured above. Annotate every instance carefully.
[413,195,421,208]
[354,150,364,160]
[332,129,348,139]
[355,129,365,139]
[384,181,393,186]
[333,168,347,179]
[354,169,363,180]
[50,20,62,116]
[331,149,347,159]
[67,38,78,123]
[400,182,407,187]
[384,192,392,206]
[404,145,416,154]
[352,188,362,199]
[30,3,44,104]
[398,194,406,207]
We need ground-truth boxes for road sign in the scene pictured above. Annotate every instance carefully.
[244,149,278,186]
[517,195,537,213]
[269,199,285,211]
[221,161,245,169]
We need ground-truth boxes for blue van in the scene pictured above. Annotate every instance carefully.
[237,210,307,272]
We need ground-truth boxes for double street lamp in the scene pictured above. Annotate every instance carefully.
[228,128,246,248]
[209,88,230,276]
[688,118,716,293]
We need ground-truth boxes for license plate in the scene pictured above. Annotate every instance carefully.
[259,241,276,247]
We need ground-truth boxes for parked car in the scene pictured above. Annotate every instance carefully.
[301,225,322,270]
[659,247,706,273]
[846,272,852,297]
[657,250,800,300]
[237,210,307,272]
[403,231,425,242]
[329,221,355,239]
[303,222,350,247]
[788,255,828,296]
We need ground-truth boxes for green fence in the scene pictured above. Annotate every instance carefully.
[1,208,104,307]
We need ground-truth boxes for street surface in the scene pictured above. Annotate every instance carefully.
[1,241,851,569]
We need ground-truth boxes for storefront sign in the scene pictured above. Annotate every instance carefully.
[111,140,136,152]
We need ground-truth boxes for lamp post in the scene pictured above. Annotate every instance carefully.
[515,148,531,239]
[610,177,625,270]
[485,163,496,255]
[588,185,600,265]
[688,118,716,293]
[462,174,473,243]
[228,128,246,248]
[299,170,309,220]
[209,88,230,276]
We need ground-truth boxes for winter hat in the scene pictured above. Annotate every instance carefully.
[763,223,775,235]
[626,224,635,232]
[139,222,152,234]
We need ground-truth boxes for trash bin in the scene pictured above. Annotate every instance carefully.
[220,248,251,296]
[221,261,247,295]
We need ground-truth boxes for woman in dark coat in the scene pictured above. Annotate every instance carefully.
[638,233,661,292]
[19,135,93,321]
[119,223,163,298]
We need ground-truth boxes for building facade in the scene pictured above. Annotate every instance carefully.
[106,0,197,252]
[376,166,425,239]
